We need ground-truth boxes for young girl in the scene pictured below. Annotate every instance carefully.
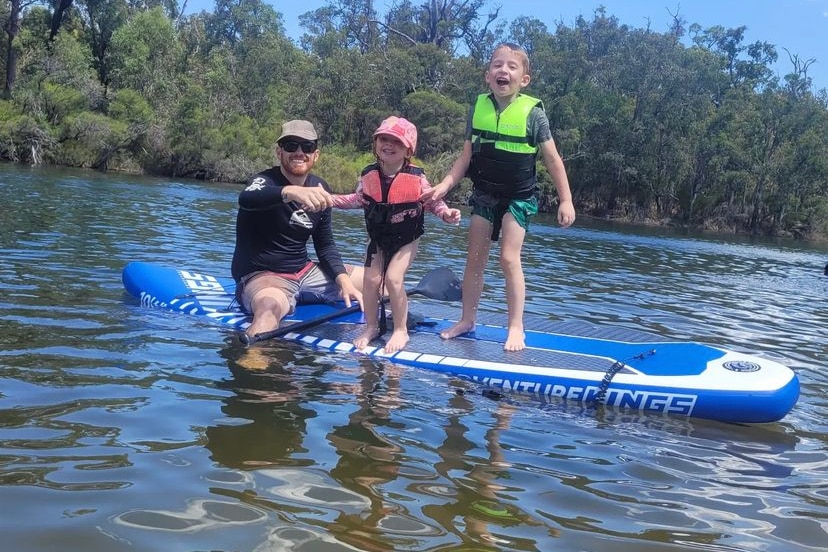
[333,116,461,353]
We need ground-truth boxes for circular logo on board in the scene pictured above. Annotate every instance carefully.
[723,360,761,373]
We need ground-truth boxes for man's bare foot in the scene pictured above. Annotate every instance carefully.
[237,347,270,370]
[383,328,409,354]
[504,326,525,352]
[440,319,475,340]
[354,326,380,350]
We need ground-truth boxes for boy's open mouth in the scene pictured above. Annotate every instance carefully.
[496,77,510,86]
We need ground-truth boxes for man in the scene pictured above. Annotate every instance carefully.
[232,120,363,340]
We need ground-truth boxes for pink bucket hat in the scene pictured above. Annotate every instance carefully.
[373,116,418,154]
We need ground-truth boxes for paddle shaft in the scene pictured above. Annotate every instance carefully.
[244,288,435,345]
[241,266,460,346]
[247,302,363,344]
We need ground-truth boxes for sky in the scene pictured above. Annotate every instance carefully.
[183,0,828,91]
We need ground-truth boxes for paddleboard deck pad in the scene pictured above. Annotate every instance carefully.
[122,262,799,423]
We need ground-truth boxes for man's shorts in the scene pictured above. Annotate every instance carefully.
[470,191,538,232]
[236,262,343,314]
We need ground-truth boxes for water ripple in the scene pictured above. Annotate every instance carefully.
[1,165,826,551]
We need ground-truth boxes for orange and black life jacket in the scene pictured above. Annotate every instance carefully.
[360,163,425,259]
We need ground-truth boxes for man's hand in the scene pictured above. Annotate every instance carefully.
[283,185,333,212]
[336,274,363,311]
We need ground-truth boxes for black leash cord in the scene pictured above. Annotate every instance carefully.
[592,349,657,405]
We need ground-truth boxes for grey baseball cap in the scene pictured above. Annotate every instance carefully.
[277,120,318,142]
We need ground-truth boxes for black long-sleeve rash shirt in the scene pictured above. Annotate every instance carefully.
[230,167,346,283]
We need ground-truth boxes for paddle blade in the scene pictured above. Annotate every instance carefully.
[409,267,462,301]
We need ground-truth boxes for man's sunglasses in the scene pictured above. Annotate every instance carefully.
[280,140,317,154]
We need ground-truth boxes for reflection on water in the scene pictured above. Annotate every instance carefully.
[0,164,826,551]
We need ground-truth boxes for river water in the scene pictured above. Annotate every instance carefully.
[1,163,826,551]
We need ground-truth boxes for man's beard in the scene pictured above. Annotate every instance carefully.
[280,154,313,177]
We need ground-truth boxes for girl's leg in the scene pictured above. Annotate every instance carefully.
[441,214,492,339]
[354,257,383,349]
[383,242,418,353]
[499,213,527,351]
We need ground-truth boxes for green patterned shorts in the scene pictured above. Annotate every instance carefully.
[470,192,539,232]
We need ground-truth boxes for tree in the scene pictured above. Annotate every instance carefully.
[299,0,377,54]
[49,0,74,41]
[205,0,283,48]
[382,0,501,55]
[690,24,777,92]
[107,6,182,109]
[401,88,464,157]
[3,0,38,98]
[76,0,130,87]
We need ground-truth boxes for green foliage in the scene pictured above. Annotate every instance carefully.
[106,88,156,169]
[45,31,102,99]
[81,0,131,85]
[201,113,265,182]
[401,90,465,158]
[108,88,153,125]
[108,7,182,112]
[315,145,374,193]
[57,111,129,170]
[39,83,88,124]
[0,100,54,164]
[234,34,308,121]
[206,0,285,48]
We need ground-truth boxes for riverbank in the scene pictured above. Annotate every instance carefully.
[5,158,826,244]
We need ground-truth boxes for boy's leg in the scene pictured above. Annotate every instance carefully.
[499,213,527,351]
[382,242,418,353]
[440,214,492,339]
[354,257,383,349]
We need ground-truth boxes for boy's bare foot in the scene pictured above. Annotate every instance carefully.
[504,327,525,352]
[440,319,475,340]
[383,328,409,354]
[354,326,380,350]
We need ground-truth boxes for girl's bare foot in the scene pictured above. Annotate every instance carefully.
[383,328,409,354]
[440,319,475,340]
[504,326,525,352]
[354,326,380,350]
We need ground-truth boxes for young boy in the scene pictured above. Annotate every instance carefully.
[421,43,575,351]
[333,116,461,353]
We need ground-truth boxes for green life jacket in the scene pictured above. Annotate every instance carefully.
[468,93,542,199]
